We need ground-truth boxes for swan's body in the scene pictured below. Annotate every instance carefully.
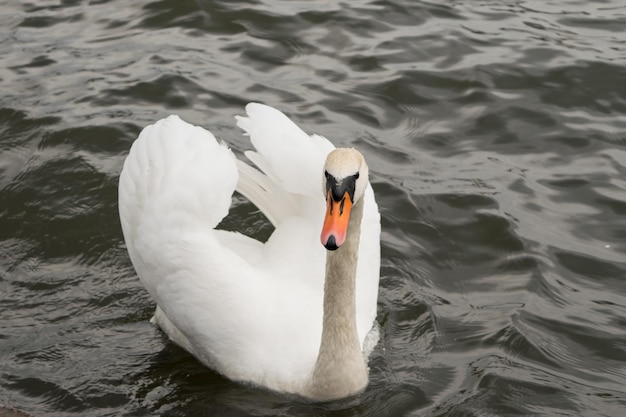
[118,103,381,400]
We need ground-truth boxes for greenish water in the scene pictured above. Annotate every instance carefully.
[1,1,625,416]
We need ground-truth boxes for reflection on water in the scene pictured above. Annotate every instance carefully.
[1,0,625,416]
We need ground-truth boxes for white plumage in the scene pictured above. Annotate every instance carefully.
[118,103,381,398]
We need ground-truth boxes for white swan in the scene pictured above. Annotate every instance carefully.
[118,103,381,400]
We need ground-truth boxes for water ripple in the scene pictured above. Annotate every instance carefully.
[1,0,626,416]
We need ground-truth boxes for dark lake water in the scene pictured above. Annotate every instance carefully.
[1,0,626,416]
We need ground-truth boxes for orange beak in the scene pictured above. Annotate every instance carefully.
[320,191,353,250]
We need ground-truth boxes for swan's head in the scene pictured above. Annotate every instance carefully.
[320,148,369,251]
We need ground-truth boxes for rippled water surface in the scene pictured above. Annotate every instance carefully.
[1,0,626,416]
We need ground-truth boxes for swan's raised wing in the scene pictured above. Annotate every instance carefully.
[118,116,275,375]
[236,103,335,202]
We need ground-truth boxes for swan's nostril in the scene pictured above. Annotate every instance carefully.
[324,235,339,251]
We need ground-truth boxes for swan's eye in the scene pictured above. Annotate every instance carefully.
[353,172,360,180]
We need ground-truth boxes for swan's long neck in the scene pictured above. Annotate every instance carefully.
[306,197,367,400]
